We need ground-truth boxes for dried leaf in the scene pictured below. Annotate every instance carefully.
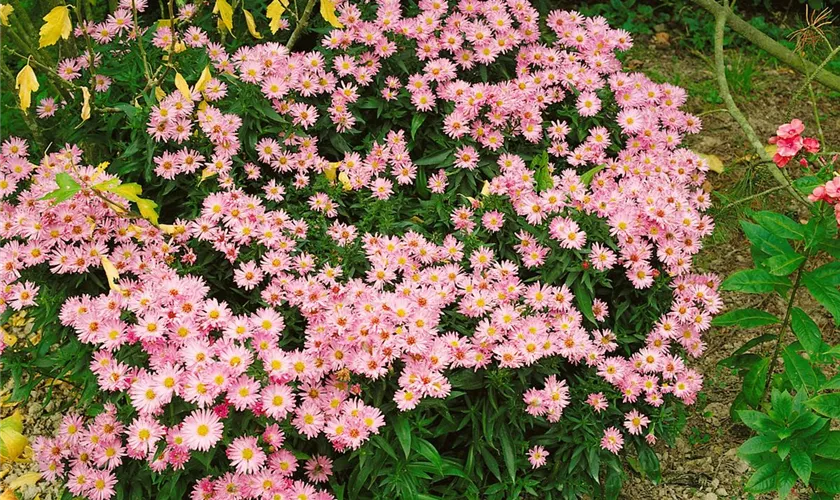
[38,6,72,48]
[100,255,122,292]
[194,65,212,93]
[80,86,91,121]
[0,412,26,463]
[243,9,262,39]
[213,0,233,33]
[696,152,724,174]
[136,198,159,226]
[0,3,13,26]
[7,472,41,490]
[319,0,343,28]
[174,72,192,101]
[14,64,38,114]
[266,0,288,34]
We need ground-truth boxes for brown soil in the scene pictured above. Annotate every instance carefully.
[621,34,840,500]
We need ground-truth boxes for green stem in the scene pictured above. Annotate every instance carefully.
[762,262,806,402]
[719,185,788,211]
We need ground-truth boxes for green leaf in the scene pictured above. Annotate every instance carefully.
[820,239,840,259]
[580,164,605,185]
[815,431,840,459]
[743,356,769,407]
[790,307,822,357]
[720,269,790,294]
[711,308,779,328]
[479,445,501,481]
[136,198,159,226]
[806,394,840,419]
[808,262,840,287]
[740,220,795,259]
[790,449,812,486]
[410,113,427,140]
[415,149,452,166]
[393,415,411,458]
[637,444,660,484]
[802,271,840,325]
[738,435,779,455]
[782,346,817,393]
[745,461,780,491]
[499,427,516,483]
[738,410,779,433]
[41,172,81,203]
[752,211,805,240]
[764,252,805,276]
[574,282,596,324]
[771,389,794,420]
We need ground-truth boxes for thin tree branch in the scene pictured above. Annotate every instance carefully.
[691,0,840,92]
[286,0,318,51]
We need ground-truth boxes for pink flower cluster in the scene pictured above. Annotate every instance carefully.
[0,0,725,496]
[809,175,840,227]
[768,118,820,167]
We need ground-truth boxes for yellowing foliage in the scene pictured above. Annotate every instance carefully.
[38,6,72,48]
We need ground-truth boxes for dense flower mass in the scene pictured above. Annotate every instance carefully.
[0,0,721,497]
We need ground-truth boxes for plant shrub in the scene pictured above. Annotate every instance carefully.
[0,0,719,498]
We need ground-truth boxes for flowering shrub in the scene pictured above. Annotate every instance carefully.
[716,120,840,498]
[0,0,718,498]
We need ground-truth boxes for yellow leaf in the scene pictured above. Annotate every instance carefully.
[7,472,41,490]
[0,3,13,26]
[174,72,191,101]
[0,489,16,500]
[243,9,262,39]
[765,144,777,157]
[200,168,217,183]
[266,0,288,34]
[80,86,91,121]
[696,152,724,174]
[337,171,352,191]
[480,181,490,196]
[154,86,166,101]
[100,255,122,292]
[213,0,233,33]
[38,6,72,48]
[109,182,143,203]
[324,162,339,182]
[14,64,38,115]
[136,198,159,225]
[319,0,343,28]
[194,65,212,93]
[0,412,26,463]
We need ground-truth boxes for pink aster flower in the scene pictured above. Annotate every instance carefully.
[601,426,624,454]
[527,445,549,469]
[181,409,223,452]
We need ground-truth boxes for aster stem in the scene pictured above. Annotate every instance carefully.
[718,185,788,211]
[286,0,317,51]
[712,2,807,205]
[762,261,806,403]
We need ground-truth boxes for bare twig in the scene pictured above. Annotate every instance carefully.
[691,0,840,92]
[286,0,318,50]
[712,2,808,204]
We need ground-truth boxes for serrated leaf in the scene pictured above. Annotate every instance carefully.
[41,172,81,203]
[764,252,805,276]
[790,307,822,357]
[711,308,779,328]
[752,211,805,240]
[720,269,790,294]
[790,449,812,486]
[738,435,778,455]
[782,346,817,393]
[743,356,769,407]
[39,5,72,48]
[806,393,840,419]
[802,271,840,325]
